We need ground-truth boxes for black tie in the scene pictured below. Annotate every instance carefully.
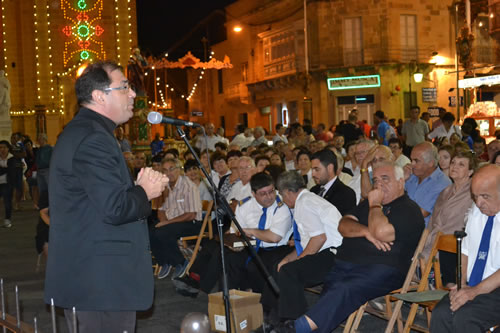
[318,186,326,197]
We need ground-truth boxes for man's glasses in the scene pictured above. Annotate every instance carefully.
[104,82,132,93]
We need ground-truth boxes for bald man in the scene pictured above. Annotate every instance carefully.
[431,165,500,332]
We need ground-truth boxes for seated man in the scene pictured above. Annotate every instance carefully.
[404,141,451,226]
[430,165,500,333]
[286,163,424,333]
[227,156,256,206]
[262,171,343,327]
[173,172,292,296]
[310,149,356,215]
[150,158,202,280]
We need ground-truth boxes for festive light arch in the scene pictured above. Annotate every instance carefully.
[61,0,106,67]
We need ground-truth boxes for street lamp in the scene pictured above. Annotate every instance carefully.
[233,25,243,32]
[413,70,423,83]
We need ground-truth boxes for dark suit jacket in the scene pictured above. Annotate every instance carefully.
[310,178,356,216]
[44,108,153,311]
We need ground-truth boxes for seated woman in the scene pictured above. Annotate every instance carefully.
[437,145,454,178]
[422,150,477,287]
[296,149,315,189]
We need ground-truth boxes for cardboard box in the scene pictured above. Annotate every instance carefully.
[208,289,263,332]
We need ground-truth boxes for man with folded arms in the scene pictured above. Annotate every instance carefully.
[284,163,424,333]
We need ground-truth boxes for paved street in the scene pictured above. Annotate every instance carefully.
[0,200,424,332]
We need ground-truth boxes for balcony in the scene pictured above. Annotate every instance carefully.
[224,82,249,104]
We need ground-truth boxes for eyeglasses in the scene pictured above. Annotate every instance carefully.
[255,188,276,198]
[104,82,132,93]
[162,166,180,173]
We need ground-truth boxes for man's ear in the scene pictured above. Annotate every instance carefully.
[91,89,106,105]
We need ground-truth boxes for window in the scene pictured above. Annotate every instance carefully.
[241,62,248,82]
[263,31,295,64]
[474,16,493,64]
[343,17,363,66]
[400,15,417,62]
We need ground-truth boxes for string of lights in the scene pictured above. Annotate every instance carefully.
[1,0,7,74]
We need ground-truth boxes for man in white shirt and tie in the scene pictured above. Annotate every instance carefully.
[431,164,500,332]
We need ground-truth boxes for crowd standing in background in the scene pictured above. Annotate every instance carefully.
[3,95,500,333]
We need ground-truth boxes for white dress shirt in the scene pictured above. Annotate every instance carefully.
[235,196,293,248]
[462,205,500,283]
[292,189,343,252]
[227,180,252,202]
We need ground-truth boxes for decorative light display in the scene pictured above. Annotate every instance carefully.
[61,0,105,66]
[114,0,133,66]
[1,0,7,74]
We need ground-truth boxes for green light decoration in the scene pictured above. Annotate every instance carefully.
[77,0,87,10]
[77,24,89,37]
[327,75,381,91]
[80,50,90,60]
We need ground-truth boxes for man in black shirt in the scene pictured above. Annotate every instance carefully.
[285,162,424,333]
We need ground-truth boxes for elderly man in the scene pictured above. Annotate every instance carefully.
[252,126,268,147]
[430,165,500,333]
[262,171,343,327]
[401,106,429,156]
[150,158,202,280]
[227,156,257,204]
[285,163,425,333]
[404,142,451,226]
[282,143,296,171]
[44,61,167,333]
[173,172,293,297]
[310,149,356,215]
[195,122,224,151]
[360,145,394,199]
[348,139,376,203]
[273,123,288,144]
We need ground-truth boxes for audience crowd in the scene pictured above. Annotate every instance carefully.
[5,105,500,332]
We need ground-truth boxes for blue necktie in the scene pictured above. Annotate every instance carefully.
[292,213,303,256]
[468,215,495,287]
[255,207,267,251]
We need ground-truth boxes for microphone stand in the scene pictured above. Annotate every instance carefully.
[175,126,280,332]
[454,230,467,290]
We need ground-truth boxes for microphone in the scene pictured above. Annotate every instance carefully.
[147,111,200,127]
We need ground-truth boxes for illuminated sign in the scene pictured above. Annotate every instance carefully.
[327,75,381,91]
[459,75,500,89]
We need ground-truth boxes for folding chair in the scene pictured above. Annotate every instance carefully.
[343,228,430,333]
[390,232,456,333]
[179,200,214,275]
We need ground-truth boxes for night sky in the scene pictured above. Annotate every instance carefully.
[136,0,236,59]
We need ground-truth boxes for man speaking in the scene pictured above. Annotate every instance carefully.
[44,61,168,333]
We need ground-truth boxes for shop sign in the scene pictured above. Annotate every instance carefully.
[458,75,500,89]
[327,75,381,91]
[422,88,437,102]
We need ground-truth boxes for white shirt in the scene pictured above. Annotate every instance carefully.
[394,154,411,168]
[273,134,288,144]
[212,170,230,189]
[195,135,224,151]
[428,124,462,141]
[231,133,254,149]
[285,160,296,171]
[235,196,293,248]
[463,205,500,283]
[227,180,252,202]
[292,189,343,252]
[348,166,371,204]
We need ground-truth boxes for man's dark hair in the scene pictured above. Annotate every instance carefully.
[227,150,243,159]
[250,172,274,193]
[311,149,338,172]
[264,164,286,184]
[317,123,326,131]
[236,124,246,134]
[442,112,456,123]
[183,147,200,160]
[0,140,10,149]
[388,137,402,148]
[184,159,200,172]
[210,151,227,166]
[410,105,420,112]
[296,149,311,163]
[277,170,306,193]
[151,154,163,164]
[165,148,179,158]
[374,110,385,119]
[275,123,283,131]
[255,155,270,166]
[215,142,228,151]
[75,61,122,106]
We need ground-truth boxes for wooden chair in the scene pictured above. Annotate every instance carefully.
[343,228,430,333]
[0,313,36,333]
[390,232,457,333]
[179,200,214,275]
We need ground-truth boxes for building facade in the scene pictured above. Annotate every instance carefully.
[0,0,138,143]
[187,0,499,137]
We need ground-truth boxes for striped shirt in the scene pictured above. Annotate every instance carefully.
[160,175,202,221]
